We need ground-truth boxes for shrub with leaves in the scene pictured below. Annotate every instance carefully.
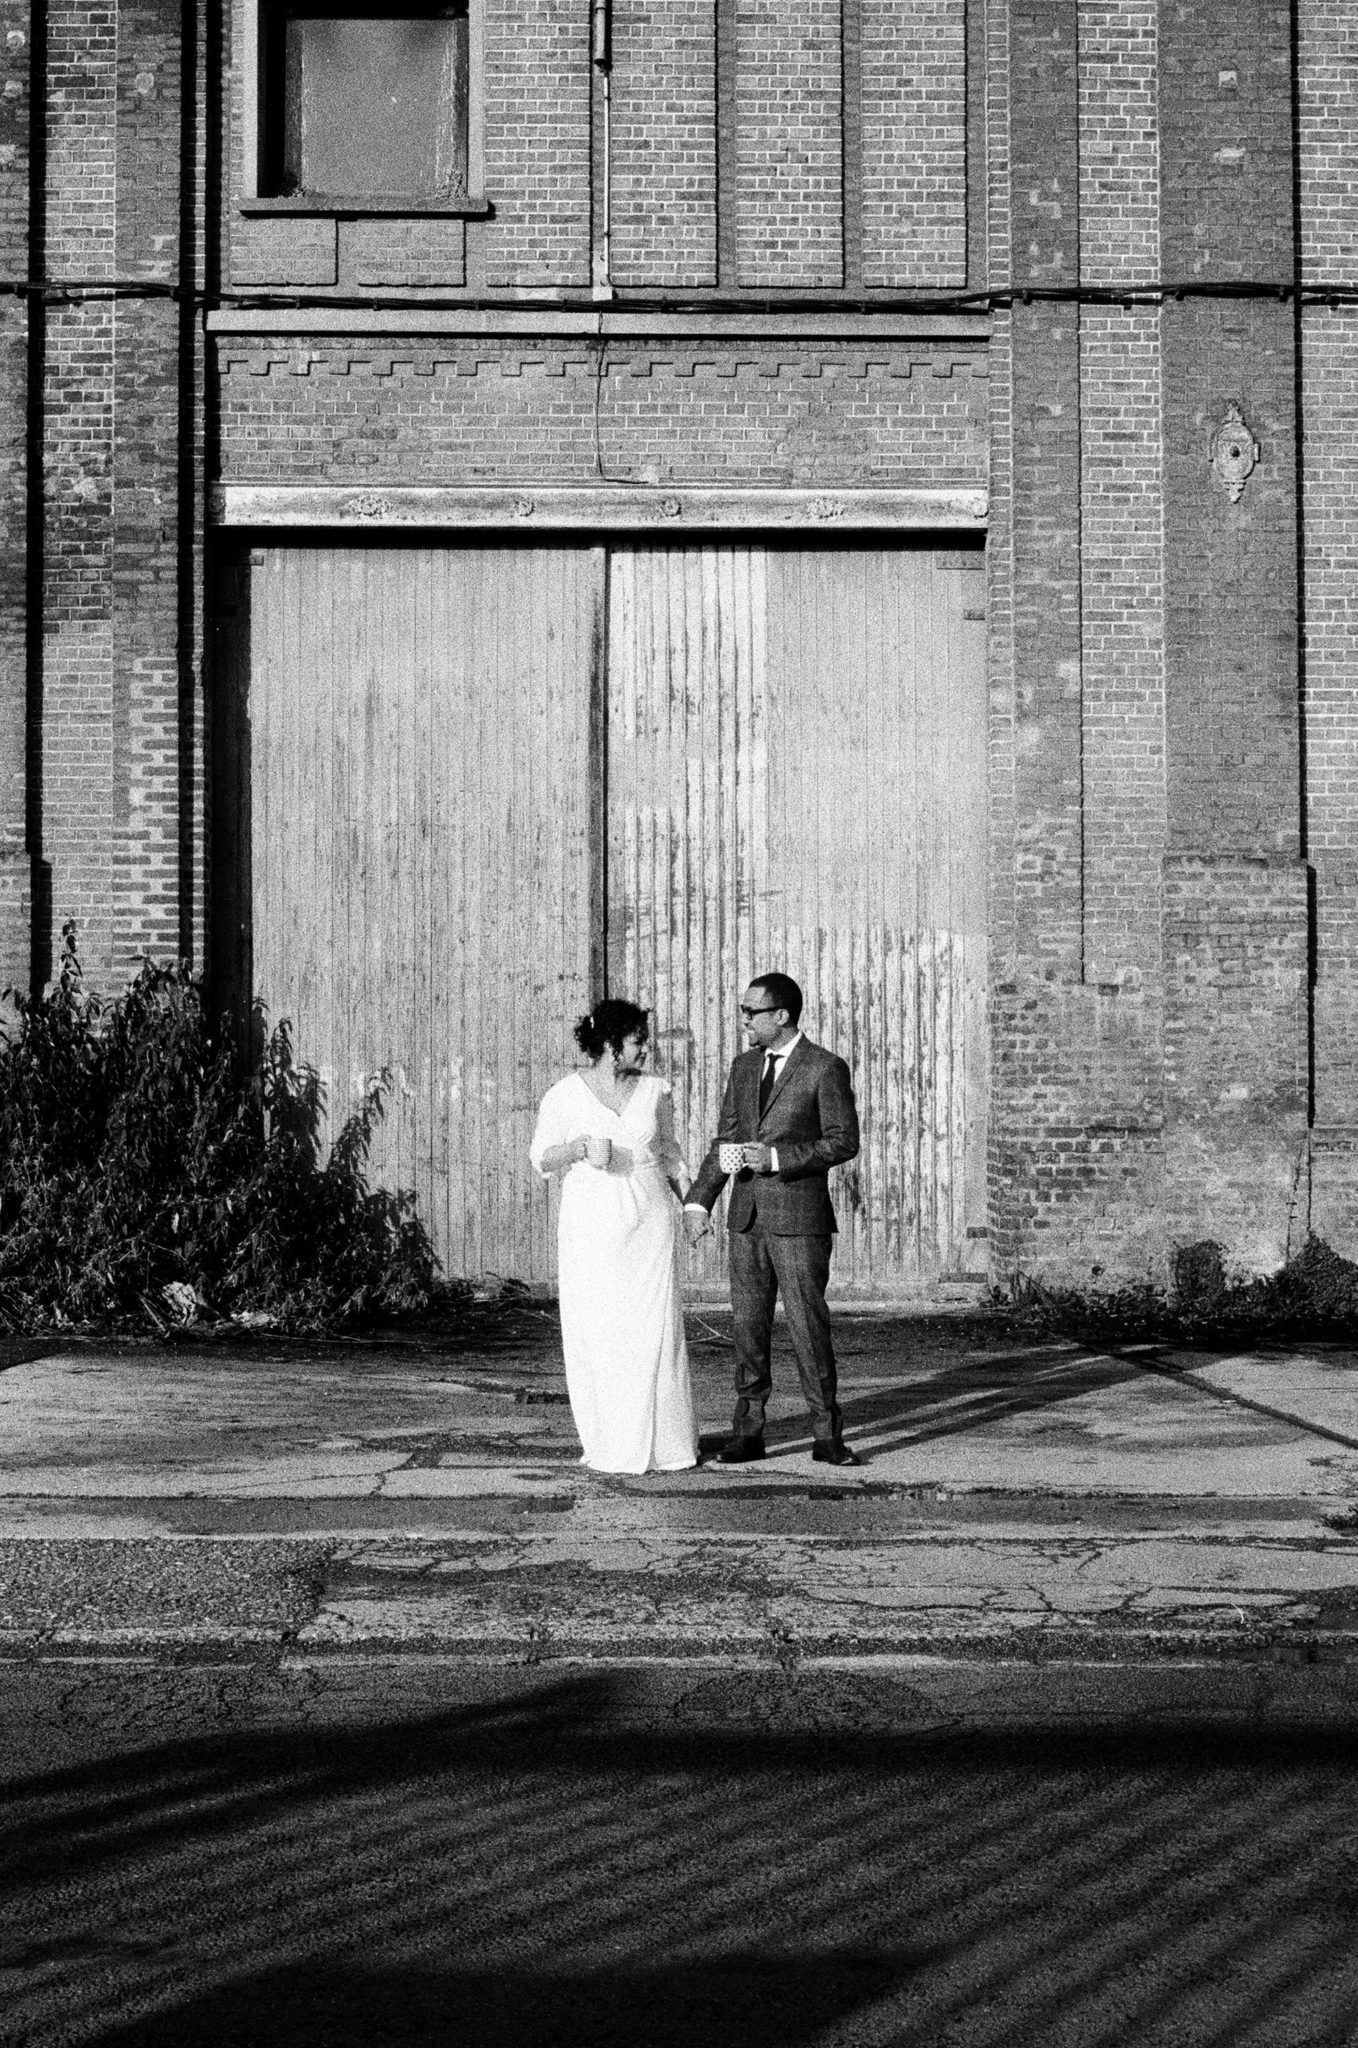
[1006,1232,1358,1345]
[0,928,439,1333]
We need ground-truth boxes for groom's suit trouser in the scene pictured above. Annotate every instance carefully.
[728,1223,842,1442]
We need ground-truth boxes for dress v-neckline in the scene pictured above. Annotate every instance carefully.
[577,1070,643,1119]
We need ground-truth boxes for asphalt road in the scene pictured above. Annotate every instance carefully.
[6,1659,1358,2048]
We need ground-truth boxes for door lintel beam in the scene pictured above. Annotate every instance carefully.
[210,484,988,532]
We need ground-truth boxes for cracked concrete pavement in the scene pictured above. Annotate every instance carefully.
[5,1311,1358,1664]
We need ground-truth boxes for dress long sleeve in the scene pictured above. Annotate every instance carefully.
[529,1079,570,1179]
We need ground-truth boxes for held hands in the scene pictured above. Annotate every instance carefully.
[683,1208,713,1246]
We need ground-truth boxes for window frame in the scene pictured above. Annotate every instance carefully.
[238,0,488,217]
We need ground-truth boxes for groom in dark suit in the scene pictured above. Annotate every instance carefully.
[684,973,861,1466]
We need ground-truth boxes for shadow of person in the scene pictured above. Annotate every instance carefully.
[752,1345,1151,1462]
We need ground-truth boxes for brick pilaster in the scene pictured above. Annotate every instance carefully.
[1299,10,1358,1257]
[1158,0,1307,1272]
[610,0,717,287]
[1007,1,1081,982]
[987,2,1086,1276]
[0,0,32,999]
[34,0,192,990]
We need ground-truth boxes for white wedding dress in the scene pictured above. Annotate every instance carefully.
[531,1072,698,1473]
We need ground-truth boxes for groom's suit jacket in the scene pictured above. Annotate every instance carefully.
[688,1037,859,1236]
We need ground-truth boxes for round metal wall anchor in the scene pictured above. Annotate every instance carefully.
[1210,403,1260,503]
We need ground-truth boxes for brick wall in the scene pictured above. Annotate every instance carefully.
[1161,302,1300,860]
[1299,304,1358,1247]
[611,0,717,287]
[1299,3,1358,1254]
[35,0,191,987]
[1079,315,1164,991]
[861,0,965,288]
[41,0,118,981]
[1077,8,1163,992]
[1154,1,1305,1277]
[989,0,1310,1288]
[112,8,187,974]
[1077,2,1158,287]
[735,0,841,288]
[986,3,1088,1274]
[0,0,30,998]
[45,0,116,280]
[1162,856,1309,1271]
[216,0,971,300]
[1299,1,1357,288]
[214,343,990,491]
[16,0,1350,1298]
[1006,3,1081,984]
[988,977,1165,1283]
[481,0,591,288]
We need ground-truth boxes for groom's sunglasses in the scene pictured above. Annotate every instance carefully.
[739,1004,781,1019]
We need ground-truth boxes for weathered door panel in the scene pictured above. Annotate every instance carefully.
[223,535,984,1295]
[606,545,768,1259]
[607,541,986,1294]
[239,542,599,1284]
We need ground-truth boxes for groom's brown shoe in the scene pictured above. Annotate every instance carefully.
[812,1439,860,1467]
[717,1435,766,1464]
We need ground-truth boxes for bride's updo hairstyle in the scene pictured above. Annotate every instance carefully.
[575,998,650,1063]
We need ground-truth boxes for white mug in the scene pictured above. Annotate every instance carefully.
[718,1142,745,1173]
[584,1134,612,1170]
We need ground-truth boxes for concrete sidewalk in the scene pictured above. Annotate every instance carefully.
[4,1311,1358,1665]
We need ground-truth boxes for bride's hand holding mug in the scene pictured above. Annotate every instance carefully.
[583,1133,613,1170]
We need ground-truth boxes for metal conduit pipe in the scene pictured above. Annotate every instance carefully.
[592,0,612,300]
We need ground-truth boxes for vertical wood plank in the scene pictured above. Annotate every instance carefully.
[606,543,767,1284]
[752,543,987,1291]
[246,541,597,1286]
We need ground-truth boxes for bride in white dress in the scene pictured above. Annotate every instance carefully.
[530,1000,699,1474]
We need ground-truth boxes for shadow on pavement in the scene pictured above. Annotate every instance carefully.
[751,1345,1150,1459]
[0,1337,82,1375]
[83,1953,921,2047]
[6,1671,1358,2045]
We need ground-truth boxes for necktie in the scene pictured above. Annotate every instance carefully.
[759,1053,780,1119]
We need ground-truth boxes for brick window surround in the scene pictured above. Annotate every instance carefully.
[238,0,488,216]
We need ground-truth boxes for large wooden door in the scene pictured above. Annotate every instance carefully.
[216,542,601,1282]
[608,542,987,1292]
[215,536,985,1292]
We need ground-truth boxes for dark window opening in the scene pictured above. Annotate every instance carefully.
[261,2,469,201]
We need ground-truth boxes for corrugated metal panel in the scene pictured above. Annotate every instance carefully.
[764,544,987,1288]
[608,542,986,1293]
[236,537,983,1294]
[607,546,767,1289]
[246,543,598,1284]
